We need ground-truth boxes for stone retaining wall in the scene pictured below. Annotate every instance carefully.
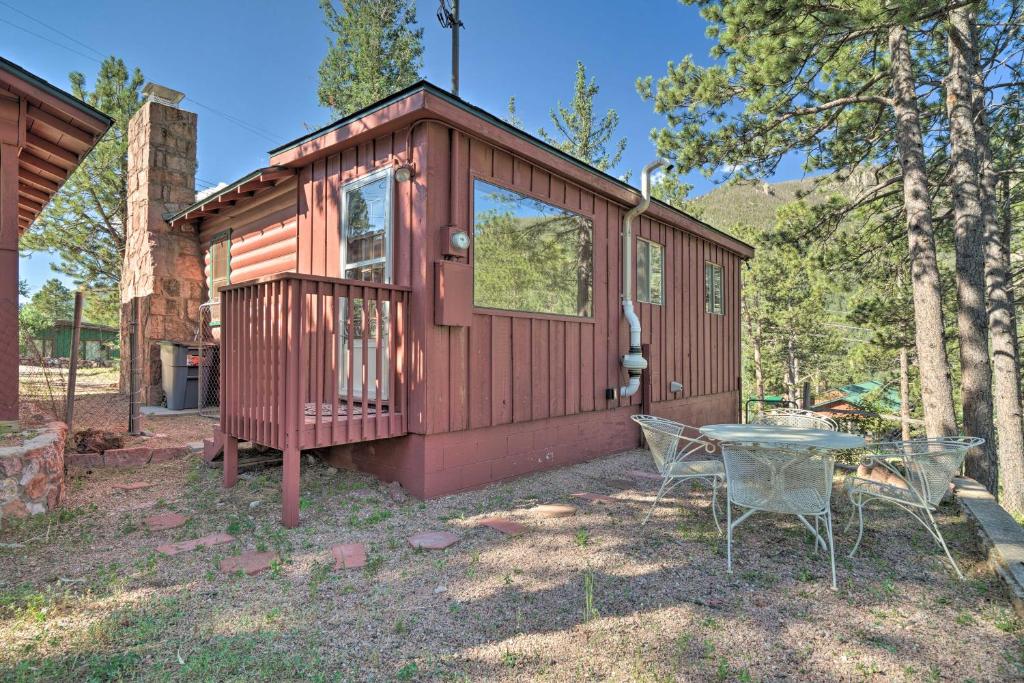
[0,421,68,522]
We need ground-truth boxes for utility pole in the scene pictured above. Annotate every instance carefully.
[437,0,464,96]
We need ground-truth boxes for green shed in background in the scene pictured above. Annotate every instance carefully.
[35,320,120,361]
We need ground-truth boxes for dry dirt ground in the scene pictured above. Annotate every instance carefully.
[1,449,1022,682]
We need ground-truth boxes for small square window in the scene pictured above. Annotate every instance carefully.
[636,238,663,305]
[705,262,724,315]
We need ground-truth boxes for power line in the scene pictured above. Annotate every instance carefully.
[0,0,106,58]
[0,5,287,145]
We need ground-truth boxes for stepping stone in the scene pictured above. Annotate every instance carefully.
[332,543,367,569]
[156,532,234,556]
[530,504,577,518]
[408,531,460,550]
[144,512,189,531]
[112,482,155,492]
[220,551,278,575]
[478,517,528,536]
[627,469,663,481]
[572,492,618,504]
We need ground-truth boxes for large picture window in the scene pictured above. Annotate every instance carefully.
[636,238,664,305]
[473,180,593,317]
[705,261,724,315]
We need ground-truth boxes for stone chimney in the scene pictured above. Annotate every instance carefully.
[120,83,205,404]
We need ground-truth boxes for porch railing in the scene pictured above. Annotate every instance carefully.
[220,273,410,451]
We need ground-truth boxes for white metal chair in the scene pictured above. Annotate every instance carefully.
[754,407,839,431]
[631,415,725,532]
[721,442,838,590]
[844,436,984,580]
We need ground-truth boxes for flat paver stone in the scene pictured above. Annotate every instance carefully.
[572,492,618,504]
[531,504,577,518]
[332,543,367,569]
[156,532,234,556]
[112,482,155,491]
[220,551,278,575]
[408,531,460,550]
[144,512,189,531]
[478,517,528,535]
[627,469,663,481]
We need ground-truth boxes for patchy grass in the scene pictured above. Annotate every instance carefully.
[1,450,1022,681]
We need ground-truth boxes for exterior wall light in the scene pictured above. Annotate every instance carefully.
[394,162,415,182]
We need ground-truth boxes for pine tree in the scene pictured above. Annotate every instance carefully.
[639,0,959,438]
[317,0,424,117]
[19,57,144,326]
[540,62,626,174]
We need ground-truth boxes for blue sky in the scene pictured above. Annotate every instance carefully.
[3,0,801,294]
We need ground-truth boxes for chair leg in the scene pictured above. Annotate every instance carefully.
[642,478,671,526]
[824,510,837,591]
[710,477,722,535]
[848,496,866,558]
[726,498,733,573]
[922,506,965,580]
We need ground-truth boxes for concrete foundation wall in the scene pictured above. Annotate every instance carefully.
[327,390,739,498]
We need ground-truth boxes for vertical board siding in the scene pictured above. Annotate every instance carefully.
[290,124,743,439]
[415,130,743,436]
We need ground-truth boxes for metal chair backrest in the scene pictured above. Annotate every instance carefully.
[754,408,838,432]
[721,442,835,515]
[631,415,715,475]
[865,437,984,507]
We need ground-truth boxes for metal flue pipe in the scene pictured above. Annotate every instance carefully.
[619,159,669,398]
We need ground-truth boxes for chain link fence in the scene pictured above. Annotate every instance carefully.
[196,301,219,419]
[18,296,145,451]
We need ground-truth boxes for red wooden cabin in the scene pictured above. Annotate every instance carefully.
[169,82,752,527]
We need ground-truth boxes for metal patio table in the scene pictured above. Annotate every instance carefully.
[699,423,866,449]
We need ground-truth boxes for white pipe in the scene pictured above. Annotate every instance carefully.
[620,159,668,398]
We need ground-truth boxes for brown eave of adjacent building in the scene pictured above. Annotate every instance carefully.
[0,56,113,232]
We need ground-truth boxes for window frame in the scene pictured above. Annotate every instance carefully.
[636,237,664,306]
[470,177,596,320]
[339,166,394,285]
[704,261,725,315]
[207,229,231,327]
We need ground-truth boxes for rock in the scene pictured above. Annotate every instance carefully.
[477,517,528,535]
[386,480,408,504]
[23,474,48,500]
[433,585,447,594]
[74,428,123,454]
[1,457,22,478]
[249,500,261,510]
[149,447,185,464]
[144,512,189,531]
[220,551,277,575]
[157,532,235,556]
[331,543,367,570]
[530,504,577,518]
[571,492,618,504]
[408,531,460,550]
[1,499,28,519]
[103,448,151,467]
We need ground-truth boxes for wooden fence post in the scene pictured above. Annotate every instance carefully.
[64,291,83,430]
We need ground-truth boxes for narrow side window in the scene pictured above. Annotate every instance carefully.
[704,261,724,315]
[208,232,231,325]
[637,238,663,305]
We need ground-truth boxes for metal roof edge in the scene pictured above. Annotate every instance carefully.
[166,166,288,224]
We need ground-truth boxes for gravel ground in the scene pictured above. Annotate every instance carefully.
[1,449,1022,681]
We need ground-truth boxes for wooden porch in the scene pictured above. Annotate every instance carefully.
[219,272,410,526]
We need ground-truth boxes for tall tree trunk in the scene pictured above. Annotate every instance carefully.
[971,23,1024,513]
[888,25,958,438]
[946,6,997,491]
[752,321,765,402]
[900,346,912,441]
[785,336,797,405]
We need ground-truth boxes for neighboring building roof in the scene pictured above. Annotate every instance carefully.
[813,380,901,413]
[171,80,753,257]
[48,319,119,334]
[0,56,114,231]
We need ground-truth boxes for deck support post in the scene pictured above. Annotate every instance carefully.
[223,435,238,488]
[282,445,300,528]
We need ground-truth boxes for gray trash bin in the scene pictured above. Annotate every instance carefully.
[160,341,200,410]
